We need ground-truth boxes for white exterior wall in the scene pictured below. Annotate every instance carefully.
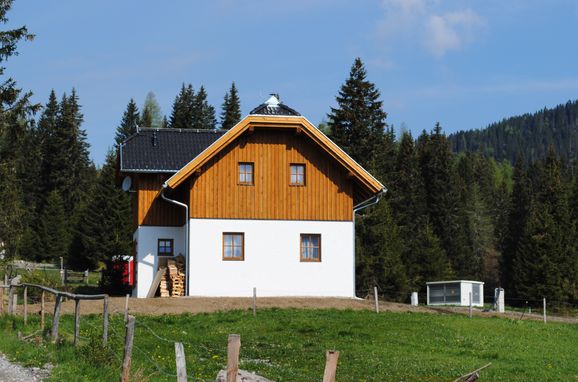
[188,218,354,297]
[133,226,186,298]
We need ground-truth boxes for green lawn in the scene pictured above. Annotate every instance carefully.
[0,309,576,381]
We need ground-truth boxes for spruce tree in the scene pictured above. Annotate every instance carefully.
[37,190,69,262]
[115,99,140,146]
[141,91,163,128]
[192,86,216,129]
[169,84,195,129]
[220,82,241,130]
[327,57,387,171]
[355,200,407,299]
[69,151,132,270]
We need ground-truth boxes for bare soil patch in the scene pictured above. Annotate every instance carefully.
[15,296,577,323]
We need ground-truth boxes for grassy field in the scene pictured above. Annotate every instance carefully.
[0,309,576,381]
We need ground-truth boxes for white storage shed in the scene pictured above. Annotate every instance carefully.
[426,280,484,307]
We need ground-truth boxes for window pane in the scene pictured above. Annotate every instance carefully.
[311,247,319,259]
[311,235,319,247]
[233,234,242,246]
[224,246,232,258]
[302,247,310,259]
[246,173,253,184]
[233,246,242,258]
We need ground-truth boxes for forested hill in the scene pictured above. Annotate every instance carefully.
[448,100,578,163]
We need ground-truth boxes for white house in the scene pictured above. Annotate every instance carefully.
[120,96,385,298]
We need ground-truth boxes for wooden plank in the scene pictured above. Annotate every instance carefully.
[103,295,109,346]
[40,291,45,330]
[121,315,136,382]
[74,299,81,346]
[226,334,241,382]
[146,267,167,298]
[322,351,340,382]
[124,294,129,322]
[175,342,187,382]
[23,287,27,325]
[51,295,62,342]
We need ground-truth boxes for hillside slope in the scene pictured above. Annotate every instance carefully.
[448,100,578,162]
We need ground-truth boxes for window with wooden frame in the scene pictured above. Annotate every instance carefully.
[157,239,174,257]
[223,233,244,261]
[238,162,254,185]
[300,234,321,262]
[290,164,306,186]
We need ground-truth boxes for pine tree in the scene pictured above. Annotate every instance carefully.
[327,57,387,171]
[115,99,139,146]
[169,84,195,129]
[192,86,216,129]
[37,190,69,262]
[501,154,531,291]
[141,91,163,128]
[356,200,407,299]
[69,151,132,270]
[220,82,241,130]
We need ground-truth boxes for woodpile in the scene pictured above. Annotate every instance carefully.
[168,256,186,297]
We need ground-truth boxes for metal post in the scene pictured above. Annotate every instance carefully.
[374,286,379,313]
[543,297,547,324]
[469,292,472,318]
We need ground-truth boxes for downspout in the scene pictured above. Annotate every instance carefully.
[160,186,190,297]
[352,188,387,297]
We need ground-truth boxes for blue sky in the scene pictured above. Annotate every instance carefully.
[6,0,578,165]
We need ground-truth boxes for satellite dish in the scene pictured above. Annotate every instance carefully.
[121,176,132,192]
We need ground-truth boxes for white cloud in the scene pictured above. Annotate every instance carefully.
[377,1,485,58]
[425,9,484,57]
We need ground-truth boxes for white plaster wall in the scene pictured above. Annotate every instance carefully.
[133,226,185,298]
[188,219,354,297]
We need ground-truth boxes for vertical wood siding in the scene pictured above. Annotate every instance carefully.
[189,129,354,221]
[134,174,185,226]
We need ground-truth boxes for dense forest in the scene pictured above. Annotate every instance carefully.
[448,100,578,163]
[0,1,577,305]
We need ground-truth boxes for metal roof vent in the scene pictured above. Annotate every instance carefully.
[249,94,301,116]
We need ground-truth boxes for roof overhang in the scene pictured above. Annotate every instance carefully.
[163,115,385,196]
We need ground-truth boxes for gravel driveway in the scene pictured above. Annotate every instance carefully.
[0,355,51,382]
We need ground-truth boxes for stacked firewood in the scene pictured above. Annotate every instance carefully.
[168,257,185,297]
[159,268,170,297]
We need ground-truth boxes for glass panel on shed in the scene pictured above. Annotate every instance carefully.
[472,283,481,304]
[445,283,461,303]
[429,284,444,303]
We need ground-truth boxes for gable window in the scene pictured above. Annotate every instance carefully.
[290,164,305,186]
[238,162,254,185]
[223,233,244,261]
[158,239,174,257]
[300,234,321,262]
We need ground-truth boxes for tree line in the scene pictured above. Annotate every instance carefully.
[448,100,578,163]
[330,58,578,305]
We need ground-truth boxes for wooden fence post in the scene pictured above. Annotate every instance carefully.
[226,334,241,382]
[322,350,340,382]
[124,294,129,322]
[469,292,473,318]
[252,287,257,317]
[103,295,109,346]
[543,297,547,324]
[40,291,45,331]
[74,298,81,346]
[175,342,187,382]
[23,286,27,326]
[12,294,17,315]
[7,286,13,314]
[120,315,136,382]
[51,294,62,342]
[374,286,379,313]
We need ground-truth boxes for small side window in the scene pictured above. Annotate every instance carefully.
[290,164,305,186]
[158,239,174,257]
[238,163,254,185]
[223,233,244,261]
[300,234,321,262]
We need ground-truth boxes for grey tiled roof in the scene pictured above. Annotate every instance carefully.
[120,128,225,172]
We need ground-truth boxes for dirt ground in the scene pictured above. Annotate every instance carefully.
[11,296,578,323]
